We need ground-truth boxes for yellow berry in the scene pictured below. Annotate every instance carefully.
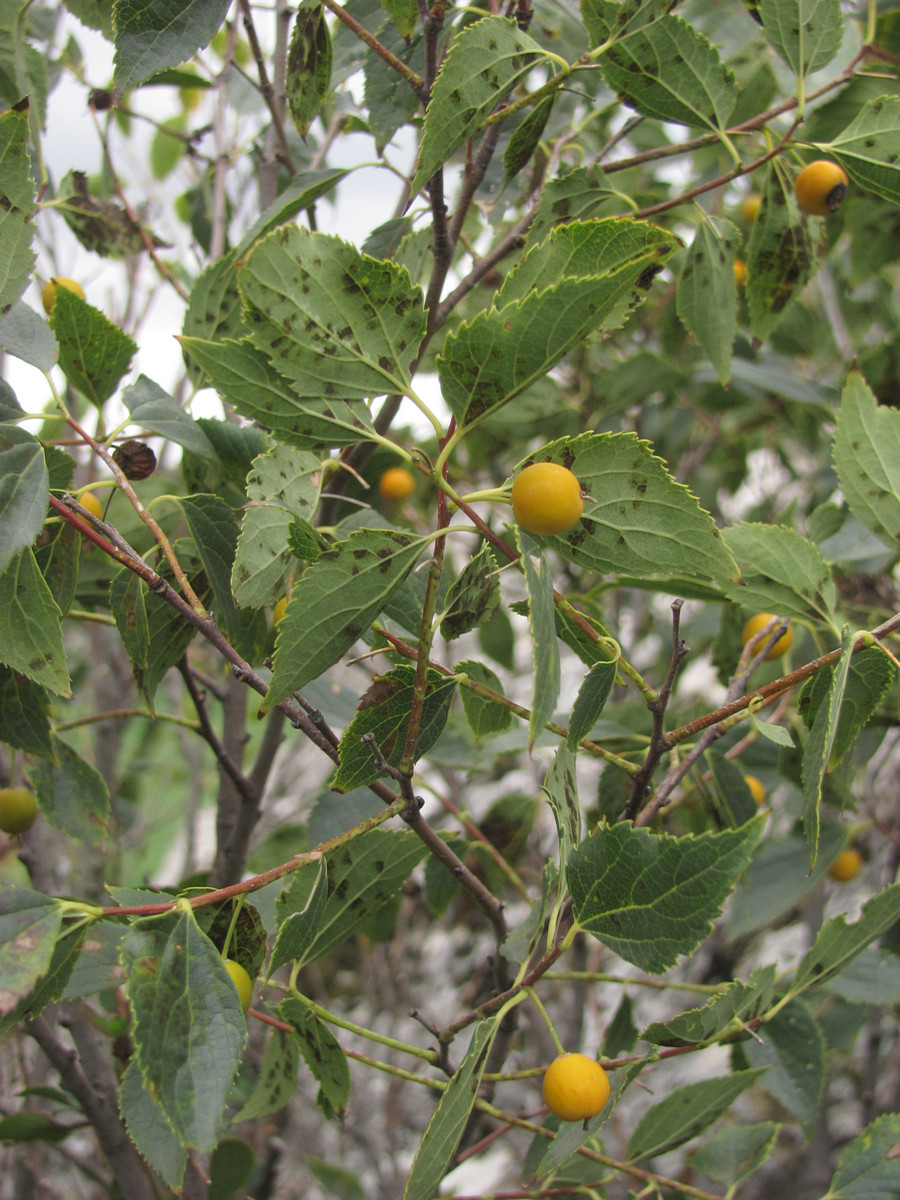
[740,193,762,223]
[511,462,584,537]
[379,467,416,502]
[273,595,289,625]
[41,276,85,314]
[794,160,848,217]
[0,787,39,835]
[742,613,792,661]
[79,491,104,520]
[827,847,861,883]
[744,775,766,806]
[222,958,254,1013]
[733,258,747,286]
[542,1053,610,1122]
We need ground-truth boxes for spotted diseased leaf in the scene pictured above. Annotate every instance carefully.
[238,226,426,404]
[0,425,48,575]
[823,95,900,207]
[233,1028,300,1122]
[438,221,678,429]
[0,548,71,697]
[824,1112,900,1199]
[264,528,428,710]
[746,159,822,340]
[287,1,333,139]
[0,666,54,760]
[0,110,36,314]
[0,889,62,1020]
[119,1061,187,1192]
[381,0,418,39]
[50,286,137,408]
[745,1000,825,1138]
[798,645,894,769]
[568,818,765,972]
[690,1122,780,1188]
[56,170,168,259]
[503,96,556,184]
[440,543,500,641]
[598,13,736,131]
[27,737,110,845]
[642,966,777,1047]
[581,0,679,48]
[456,660,512,740]
[527,165,624,246]
[759,0,843,79]
[723,522,836,625]
[790,882,900,999]
[280,1001,349,1118]
[800,632,854,866]
[332,666,457,792]
[411,17,547,195]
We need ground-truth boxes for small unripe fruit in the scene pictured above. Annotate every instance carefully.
[0,787,39,835]
[79,491,104,520]
[511,462,584,537]
[742,613,792,661]
[41,277,85,314]
[223,958,254,1013]
[827,847,861,883]
[744,775,765,806]
[794,160,848,216]
[542,1053,610,1122]
[379,467,416,502]
[740,193,762,223]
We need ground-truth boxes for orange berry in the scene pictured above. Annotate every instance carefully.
[511,462,584,537]
[827,847,861,883]
[744,775,765,806]
[794,160,848,216]
[79,491,104,520]
[740,193,762,223]
[742,613,792,661]
[542,1053,610,1122]
[273,595,289,625]
[41,276,85,314]
[733,258,747,286]
[379,467,416,502]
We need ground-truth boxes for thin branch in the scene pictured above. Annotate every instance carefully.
[321,0,424,93]
[237,0,296,176]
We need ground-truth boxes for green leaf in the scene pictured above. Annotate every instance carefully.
[49,286,137,408]
[641,966,777,1047]
[232,445,321,609]
[604,992,639,1058]
[0,425,48,575]
[232,168,351,260]
[823,95,900,206]
[403,1020,500,1200]
[746,158,820,340]
[119,1060,187,1192]
[440,543,500,641]
[381,0,418,39]
[568,818,764,973]
[745,1000,824,1138]
[438,221,678,429]
[799,646,893,769]
[0,548,71,697]
[130,543,208,705]
[269,860,329,975]
[0,1112,85,1144]
[209,1139,254,1200]
[109,566,150,671]
[286,1,333,138]
[233,1027,299,1122]
[113,0,231,91]
[411,17,546,195]
[690,1122,780,1186]
[801,634,854,866]
[823,947,900,1005]
[0,110,36,314]
[456,660,512,739]
[238,226,425,403]
[729,825,846,938]
[823,1112,900,1199]
[121,375,216,458]
[0,888,62,1020]
[0,666,54,760]
[121,910,247,1152]
[177,493,241,626]
[790,882,900,999]
[833,370,900,551]
[503,96,556,184]
[581,0,683,49]
[627,1069,767,1162]
[180,337,377,450]
[542,742,581,883]
[759,0,843,78]
[65,0,114,38]
[181,252,244,366]
[0,300,58,372]
[526,165,625,247]
[333,666,457,791]
[676,214,741,385]
[55,169,158,259]
[34,521,80,618]
[706,750,760,830]
[0,921,86,1034]
[27,737,110,845]
[280,1000,350,1118]
[279,830,427,966]
[723,522,836,625]
[364,26,423,155]
[598,13,736,130]
[521,537,561,747]
[520,433,738,584]
[265,529,427,710]
[567,653,619,750]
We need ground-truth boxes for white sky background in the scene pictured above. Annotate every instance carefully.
[12,10,441,435]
